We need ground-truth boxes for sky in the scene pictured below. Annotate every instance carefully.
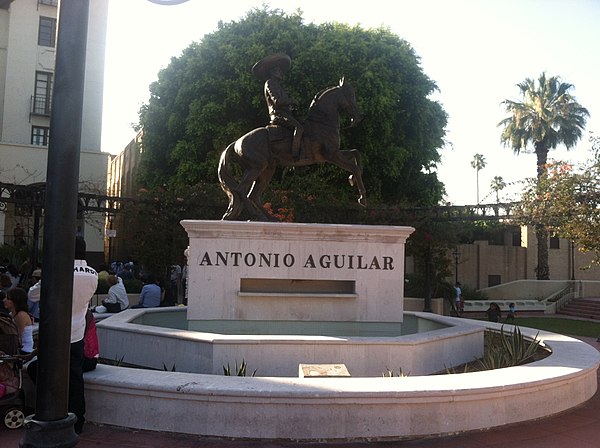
[101,0,600,206]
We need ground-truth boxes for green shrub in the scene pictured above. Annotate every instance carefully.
[404,273,454,300]
[0,244,29,268]
[461,284,489,301]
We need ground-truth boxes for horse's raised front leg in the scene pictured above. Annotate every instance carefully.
[336,149,367,207]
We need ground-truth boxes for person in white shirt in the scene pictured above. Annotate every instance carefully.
[27,269,42,319]
[454,282,463,315]
[25,237,98,435]
[101,275,129,312]
[69,237,99,433]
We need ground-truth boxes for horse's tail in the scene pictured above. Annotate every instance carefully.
[218,143,244,220]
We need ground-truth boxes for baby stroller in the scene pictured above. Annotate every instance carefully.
[0,314,26,429]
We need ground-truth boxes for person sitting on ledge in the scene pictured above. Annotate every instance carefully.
[101,275,129,313]
[131,275,162,308]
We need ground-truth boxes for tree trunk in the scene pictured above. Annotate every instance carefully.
[535,144,549,178]
[476,170,480,204]
[535,141,550,280]
[535,223,550,280]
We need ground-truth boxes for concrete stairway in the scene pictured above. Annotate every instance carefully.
[558,297,600,320]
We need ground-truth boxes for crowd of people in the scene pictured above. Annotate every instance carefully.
[0,235,191,435]
[0,238,99,434]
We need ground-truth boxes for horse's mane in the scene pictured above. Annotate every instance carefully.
[308,85,339,111]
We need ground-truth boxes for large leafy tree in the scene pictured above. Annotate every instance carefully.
[498,73,589,279]
[136,7,448,217]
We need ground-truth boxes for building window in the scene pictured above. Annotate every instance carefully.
[549,237,560,250]
[38,16,57,47]
[511,230,521,247]
[488,274,501,287]
[31,126,50,146]
[32,71,53,115]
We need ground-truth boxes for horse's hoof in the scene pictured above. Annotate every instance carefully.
[358,196,367,207]
[348,175,355,187]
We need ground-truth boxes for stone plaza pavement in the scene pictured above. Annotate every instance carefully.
[3,336,600,448]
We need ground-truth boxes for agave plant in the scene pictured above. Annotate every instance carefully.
[222,359,257,377]
[382,368,409,377]
[478,326,543,370]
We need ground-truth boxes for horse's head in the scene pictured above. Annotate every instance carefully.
[307,78,363,129]
[338,77,363,127]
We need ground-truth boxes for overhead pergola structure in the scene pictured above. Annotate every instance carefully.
[0,181,518,223]
[0,182,137,213]
[0,180,521,271]
[392,203,516,222]
[0,182,137,269]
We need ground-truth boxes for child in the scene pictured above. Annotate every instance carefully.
[506,302,516,323]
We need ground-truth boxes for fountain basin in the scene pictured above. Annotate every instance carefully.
[89,309,600,440]
[97,307,483,377]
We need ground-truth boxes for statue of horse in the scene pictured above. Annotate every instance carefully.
[218,78,365,221]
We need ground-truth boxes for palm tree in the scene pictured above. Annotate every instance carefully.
[498,73,589,279]
[470,153,486,204]
[490,176,506,203]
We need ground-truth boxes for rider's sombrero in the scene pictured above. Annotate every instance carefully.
[252,53,291,81]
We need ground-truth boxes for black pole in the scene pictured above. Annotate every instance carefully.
[423,246,433,312]
[31,206,41,270]
[21,1,89,447]
[453,249,459,284]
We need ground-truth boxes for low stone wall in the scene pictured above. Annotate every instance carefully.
[404,297,444,314]
[463,299,546,315]
[85,314,600,440]
[579,281,600,297]
[482,280,571,301]
[481,280,600,302]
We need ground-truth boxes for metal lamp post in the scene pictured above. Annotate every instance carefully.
[20,1,189,446]
[20,1,89,447]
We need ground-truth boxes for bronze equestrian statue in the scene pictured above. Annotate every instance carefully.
[254,53,304,161]
[218,53,365,221]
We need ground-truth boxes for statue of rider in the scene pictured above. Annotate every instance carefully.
[252,53,304,161]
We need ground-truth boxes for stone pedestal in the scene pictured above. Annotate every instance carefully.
[181,221,413,327]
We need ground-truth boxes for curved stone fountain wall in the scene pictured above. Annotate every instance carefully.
[89,310,600,440]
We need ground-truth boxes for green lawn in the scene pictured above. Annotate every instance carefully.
[508,317,600,338]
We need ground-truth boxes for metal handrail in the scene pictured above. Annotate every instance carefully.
[545,283,577,312]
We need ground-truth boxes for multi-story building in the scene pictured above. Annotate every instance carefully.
[0,0,110,266]
[447,226,600,290]
[106,130,143,262]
